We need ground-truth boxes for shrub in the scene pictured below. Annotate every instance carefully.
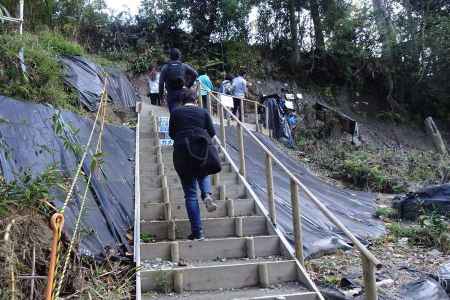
[0,32,82,110]
[128,45,166,74]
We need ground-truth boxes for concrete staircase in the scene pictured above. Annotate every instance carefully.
[136,103,322,300]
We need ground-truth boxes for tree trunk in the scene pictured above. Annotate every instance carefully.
[287,0,300,65]
[310,0,325,52]
[372,0,399,111]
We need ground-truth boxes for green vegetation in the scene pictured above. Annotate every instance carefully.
[0,32,83,110]
[375,207,397,219]
[387,213,450,253]
[141,233,156,243]
[296,133,447,193]
[0,167,65,216]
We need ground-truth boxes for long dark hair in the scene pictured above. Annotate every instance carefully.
[149,66,157,81]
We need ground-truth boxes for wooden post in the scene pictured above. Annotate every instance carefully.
[265,104,270,136]
[361,254,377,300]
[238,123,246,177]
[254,102,260,132]
[425,117,448,155]
[290,178,304,265]
[219,104,226,149]
[240,98,245,123]
[207,94,212,115]
[19,0,24,35]
[265,154,276,226]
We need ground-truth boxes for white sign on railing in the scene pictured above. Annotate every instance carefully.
[220,95,234,108]
[158,116,173,146]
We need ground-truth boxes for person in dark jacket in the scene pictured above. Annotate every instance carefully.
[169,88,218,240]
[159,48,198,113]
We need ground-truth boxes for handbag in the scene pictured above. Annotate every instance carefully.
[184,129,222,176]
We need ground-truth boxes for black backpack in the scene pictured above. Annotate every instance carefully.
[165,62,185,90]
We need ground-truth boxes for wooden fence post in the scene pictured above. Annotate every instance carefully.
[265,154,276,225]
[290,179,304,265]
[240,98,245,123]
[254,102,260,132]
[238,122,246,177]
[361,255,377,300]
[219,103,226,149]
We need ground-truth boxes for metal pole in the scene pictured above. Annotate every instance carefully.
[290,179,304,265]
[254,102,260,132]
[361,255,378,300]
[265,154,276,225]
[19,0,24,35]
[219,102,226,148]
[238,123,246,177]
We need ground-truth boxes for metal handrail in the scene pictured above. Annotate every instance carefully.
[208,91,380,299]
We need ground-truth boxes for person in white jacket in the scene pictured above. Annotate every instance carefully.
[148,66,161,105]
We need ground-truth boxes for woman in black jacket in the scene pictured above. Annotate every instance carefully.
[169,88,218,240]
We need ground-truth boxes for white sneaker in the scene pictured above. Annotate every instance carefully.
[203,195,217,212]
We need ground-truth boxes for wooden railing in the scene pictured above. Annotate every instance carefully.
[208,91,381,300]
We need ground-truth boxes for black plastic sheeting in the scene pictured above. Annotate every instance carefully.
[400,278,449,300]
[393,184,450,220]
[61,56,137,112]
[0,96,135,259]
[224,127,385,258]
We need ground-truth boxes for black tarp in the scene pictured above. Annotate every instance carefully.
[400,278,449,300]
[61,56,137,112]
[393,184,450,220]
[224,127,385,258]
[0,96,135,259]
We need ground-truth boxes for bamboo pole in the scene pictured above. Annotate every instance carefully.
[361,255,377,300]
[290,179,304,265]
[19,0,24,35]
[265,154,276,225]
[265,104,270,137]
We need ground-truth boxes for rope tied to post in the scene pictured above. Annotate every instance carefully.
[45,79,109,300]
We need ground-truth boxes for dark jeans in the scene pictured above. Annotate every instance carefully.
[201,94,208,110]
[180,176,211,236]
[232,97,242,121]
[167,90,183,113]
[149,93,160,106]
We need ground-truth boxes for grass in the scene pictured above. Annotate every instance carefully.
[295,130,447,193]
[0,31,83,111]
[387,213,450,253]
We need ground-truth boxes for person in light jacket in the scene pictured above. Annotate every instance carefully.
[148,66,160,105]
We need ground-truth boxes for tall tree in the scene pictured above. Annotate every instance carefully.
[309,0,325,51]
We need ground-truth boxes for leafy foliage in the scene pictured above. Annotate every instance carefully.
[0,167,65,216]
[0,32,82,110]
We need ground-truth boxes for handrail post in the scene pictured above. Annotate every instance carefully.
[238,122,246,177]
[197,84,203,108]
[207,94,212,115]
[290,178,304,265]
[254,102,260,132]
[240,98,245,123]
[361,255,377,300]
[265,154,276,225]
[219,101,226,149]
[265,104,270,137]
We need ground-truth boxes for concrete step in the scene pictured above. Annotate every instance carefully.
[140,172,239,189]
[140,216,269,242]
[141,198,256,220]
[140,160,232,175]
[139,165,233,176]
[140,259,304,293]
[142,284,317,300]
[140,183,247,204]
[141,235,283,262]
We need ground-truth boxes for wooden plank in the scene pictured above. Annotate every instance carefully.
[141,260,299,292]
[140,216,268,241]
